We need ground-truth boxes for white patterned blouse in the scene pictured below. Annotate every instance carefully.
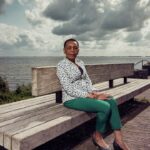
[56,57,98,102]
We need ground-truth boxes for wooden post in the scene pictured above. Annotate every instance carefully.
[124,77,127,84]
[56,91,62,103]
[109,80,113,88]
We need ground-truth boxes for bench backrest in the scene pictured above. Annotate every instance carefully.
[32,63,134,96]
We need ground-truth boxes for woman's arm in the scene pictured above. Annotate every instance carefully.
[81,61,112,99]
[57,65,89,98]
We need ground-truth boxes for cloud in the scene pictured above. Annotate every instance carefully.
[125,31,142,43]
[19,0,50,26]
[145,32,150,39]
[43,0,78,21]
[25,9,44,25]
[44,0,99,36]
[0,0,13,14]
[101,0,150,31]
[0,0,5,14]
[0,0,150,56]
[0,23,63,56]
[43,0,150,43]
[0,24,33,53]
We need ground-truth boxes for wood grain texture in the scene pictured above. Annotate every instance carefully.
[0,78,150,150]
[32,64,134,96]
[1,61,150,150]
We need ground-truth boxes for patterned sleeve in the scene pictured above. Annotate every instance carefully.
[56,64,88,98]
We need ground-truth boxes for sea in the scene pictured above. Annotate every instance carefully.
[0,56,150,91]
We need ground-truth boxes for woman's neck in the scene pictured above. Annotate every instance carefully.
[66,57,75,63]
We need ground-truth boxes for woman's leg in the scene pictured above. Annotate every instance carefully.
[105,98,130,150]
[64,97,111,148]
[64,97,111,133]
[104,98,122,130]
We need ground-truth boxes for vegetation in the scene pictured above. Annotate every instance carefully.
[0,76,33,105]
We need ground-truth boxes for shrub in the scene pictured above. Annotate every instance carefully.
[0,76,9,93]
[15,84,32,97]
[0,76,32,105]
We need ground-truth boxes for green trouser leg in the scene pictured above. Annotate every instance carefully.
[64,97,122,133]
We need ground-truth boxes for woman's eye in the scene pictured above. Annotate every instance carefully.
[74,47,78,50]
[66,46,78,50]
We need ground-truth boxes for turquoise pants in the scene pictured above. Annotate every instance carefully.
[64,97,122,133]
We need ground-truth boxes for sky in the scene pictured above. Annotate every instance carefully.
[0,0,150,56]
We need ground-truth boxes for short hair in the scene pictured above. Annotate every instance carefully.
[64,38,79,48]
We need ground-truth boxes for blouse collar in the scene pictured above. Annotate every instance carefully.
[64,57,80,65]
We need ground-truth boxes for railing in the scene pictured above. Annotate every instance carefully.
[134,59,150,68]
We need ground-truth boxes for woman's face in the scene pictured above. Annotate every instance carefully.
[64,41,79,61]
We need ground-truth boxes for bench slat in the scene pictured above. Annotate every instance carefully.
[106,80,149,95]
[10,77,149,150]
[0,104,58,128]
[0,94,55,113]
[1,77,150,150]
[3,108,74,149]
[32,64,134,96]
[0,101,55,122]
[2,79,149,150]
[11,110,95,150]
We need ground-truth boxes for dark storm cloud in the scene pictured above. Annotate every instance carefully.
[102,0,150,31]
[52,0,99,36]
[43,0,150,42]
[101,10,133,30]
[0,0,5,14]
[43,0,78,21]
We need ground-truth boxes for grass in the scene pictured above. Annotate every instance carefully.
[0,76,33,105]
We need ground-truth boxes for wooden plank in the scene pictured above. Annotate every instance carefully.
[1,78,149,149]
[109,64,134,80]
[0,100,55,122]
[97,79,150,97]
[0,104,63,146]
[3,108,73,150]
[4,79,148,148]
[0,104,58,128]
[11,116,72,150]
[10,110,95,150]
[94,79,144,99]
[32,67,61,96]
[32,64,134,96]
[116,84,150,105]
[0,94,55,112]
[108,80,150,96]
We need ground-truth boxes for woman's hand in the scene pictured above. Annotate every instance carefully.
[86,93,96,99]
[96,94,110,100]
[91,91,112,100]
[86,92,113,100]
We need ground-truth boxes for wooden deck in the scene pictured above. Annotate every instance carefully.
[73,106,150,150]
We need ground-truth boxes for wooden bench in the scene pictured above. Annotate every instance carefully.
[0,63,150,150]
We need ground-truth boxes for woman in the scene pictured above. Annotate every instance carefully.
[56,38,129,150]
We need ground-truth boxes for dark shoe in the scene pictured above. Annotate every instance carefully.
[113,140,123,150]
[92,136,111,150]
